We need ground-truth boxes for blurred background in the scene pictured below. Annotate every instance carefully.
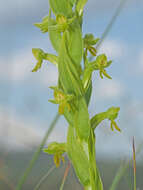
[0,0,143,189]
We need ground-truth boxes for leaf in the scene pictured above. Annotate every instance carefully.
[88,129,103,190]
[74,97,90,141]
[82,65,93,90]
[76,0,88,16]
[69,0,77,6]
[48,16,62,53]
[58,31,83,96]
[49,0,73,17]
[84,81,92,106]
[67,126,90,186]
[65,19,83,68]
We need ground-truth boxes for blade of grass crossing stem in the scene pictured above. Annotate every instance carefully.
[60,162,71,190]
[133,137,137,190]
[34,165,56,190]
[16,113,60,190]
[96,0,128,51]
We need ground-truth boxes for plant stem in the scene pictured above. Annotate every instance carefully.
[15,113,60,190]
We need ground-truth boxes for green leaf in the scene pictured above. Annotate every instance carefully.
[66,20,83,68]
[88,129,103,190]
[48,16,62,53]
[69,0,77,6]
[58,31,83,96]
[76,0,88,15]
[49,0,73,17]
[67,126,90,186]
[84,81,92,106]
[82,65,93,90]
[74,97,90,141]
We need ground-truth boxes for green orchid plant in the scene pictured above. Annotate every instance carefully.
[32,0,121,189]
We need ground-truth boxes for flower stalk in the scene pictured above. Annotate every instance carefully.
[32,1,121,189]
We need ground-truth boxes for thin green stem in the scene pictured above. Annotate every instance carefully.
[15,113,60,190]
[34,165,56,190]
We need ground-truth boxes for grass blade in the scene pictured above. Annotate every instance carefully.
[133,137,137,190]
[109,160,129,190]
[34,165,56,190]
[109,141,143,190]
[15,113,60,190]
[96,0,128,51]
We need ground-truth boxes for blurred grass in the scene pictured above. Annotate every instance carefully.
[0,151,143,190]
[15,113,60,190]
[109,141,143,190]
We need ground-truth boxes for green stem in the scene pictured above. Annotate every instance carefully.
[15,113,60,190]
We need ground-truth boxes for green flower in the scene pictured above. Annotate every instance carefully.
[49,87,74,114]
[84,33,100,56]
[44,142,66,167]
